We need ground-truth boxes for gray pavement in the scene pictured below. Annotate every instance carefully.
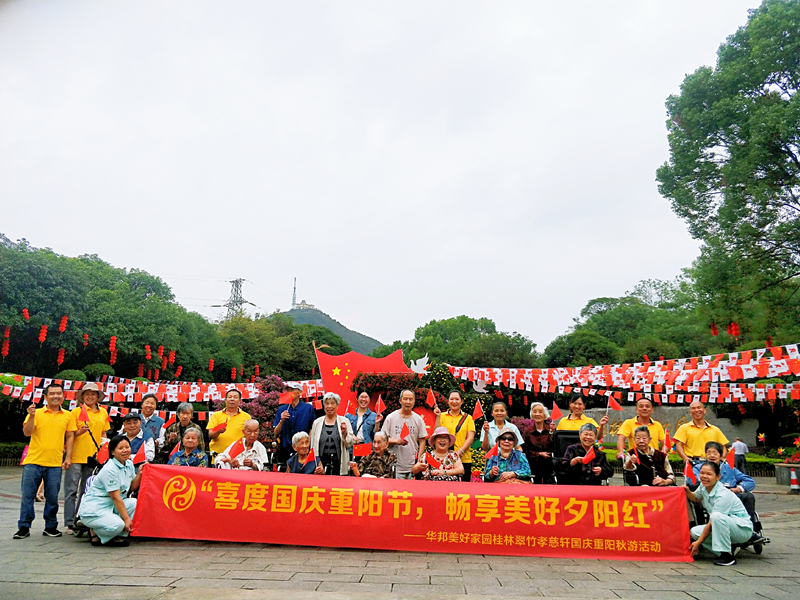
[1,466,798,600]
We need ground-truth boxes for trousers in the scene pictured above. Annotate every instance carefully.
[80,498,137,544]
[18,464,62,530]
[691,511,753,554]
[63,463,94,528]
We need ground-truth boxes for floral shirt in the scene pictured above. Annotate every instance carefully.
[357,451,396,478]
[168,447,209,468]
[419,451,460,482]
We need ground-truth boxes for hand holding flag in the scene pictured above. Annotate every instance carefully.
[375,394,386,414]
[581,446,597,464]
[132,443,147,465]
[163,413,177,428]
[683,461,697,485]
[78,405,91,423]
[484,443,498,459]
[303,448,317,466]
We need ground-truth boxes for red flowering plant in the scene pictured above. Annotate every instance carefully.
[212,374,284,444]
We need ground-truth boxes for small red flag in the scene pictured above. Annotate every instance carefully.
[582,446,596,464]
[633,447,641,465]
[664,430,672,454]
[551,403,563,420]
[210,419,228,433]
[400,422,411,439]
[425,452,441,469]
[169,442,181,458]
[164,413,176,428]
[375,394,386,414]
[726,449,735,469]
[304,448,316,466]
[132,443,147,465]
[353,443,371,457]
[484,443,498,458]
[228,439,246,459]
[337,398,350,416]
[78,405,90,423]
[472,401,484,421]
[96,443,109,464]
[278,392,294,405]
[683,461,697,484]
[23,380,34,399]
[426,388,436,408]
[608,397,623,411]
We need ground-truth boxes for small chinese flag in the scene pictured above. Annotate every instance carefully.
[169,442,181,458]
[132,444,147,465]
[551,403,563,420]
[472,400,484,421]
[337,398,350,416]
[582,446,596,464]
[425,452,441,469]
[375,394,386,414]
[96,443,109,464]
[633,447,641,465]
[278,392,294,405]
[353,443,371,457]
[210,419,228,433]
[78,405,90,423]
[484,443,498,459]
[304,448,316,466]
[426,388,436,408]
[683,461,697,485]
[400,422,411,439]
[164,413,176,428]
[229,439,246,459]
[23,380,34,399]
[608,397,623,411]
[664,430,672,454]
[726,449,735,469]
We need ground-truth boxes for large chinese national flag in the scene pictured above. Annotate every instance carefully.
[315,349,411,415]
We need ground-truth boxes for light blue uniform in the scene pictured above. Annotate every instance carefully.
[78,457,137,544]
[691,481,753,554]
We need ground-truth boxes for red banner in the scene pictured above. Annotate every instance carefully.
[132,465,691,561]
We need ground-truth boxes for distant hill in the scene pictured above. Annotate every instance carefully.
[283,308,382,355]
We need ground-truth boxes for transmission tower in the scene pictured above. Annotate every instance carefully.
[292,277,297,309]
[214,279,255,319]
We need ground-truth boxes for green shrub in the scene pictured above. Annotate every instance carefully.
[132,377,149,382]
[83,363,115,379]
[55,369,86,381]
[0,441,26,458]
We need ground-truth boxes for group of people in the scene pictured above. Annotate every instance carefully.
[14,382,764,565]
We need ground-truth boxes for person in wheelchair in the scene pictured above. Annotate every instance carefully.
[692,441,764,542]
[622,426,674,486]
[560,423,613,486]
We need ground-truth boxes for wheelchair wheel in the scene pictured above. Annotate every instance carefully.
[753,542,763,555]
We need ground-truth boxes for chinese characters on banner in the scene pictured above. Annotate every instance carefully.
[133,465,691,562]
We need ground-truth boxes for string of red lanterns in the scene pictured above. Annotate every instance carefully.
[21,309,30,321]
[57,348,65,366]
[58,315,68,333]
[38,325,47,345]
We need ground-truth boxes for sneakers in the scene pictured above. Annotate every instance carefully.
[714,552,736,566]
[42,527,62,537]
[13,527,30,539]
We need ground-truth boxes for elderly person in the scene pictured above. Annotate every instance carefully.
[480,401,523,451]
[272,382,316,465]
[139,394,164,449]
[561,423,613,486]
[674,400,729,465]
[433,390,476,482]
[616,397,665,458]
[346,391,381,448]
[484,431,531,483]
[556,393,608,439]
[215,420,268,470]
[121,413,155,463]
[64,382,110,535]
[286,432,324,475]
[522,402,556,484]
[381,389,428,479]
[157,402,205,462]
[348,432,396,478]
[685,461,754,566]
[78,435,142,547]
[167,429,208,467]
[310,393,356,476]
[411,427,464,481]
[622,426,674,486]
[207,388,251,456]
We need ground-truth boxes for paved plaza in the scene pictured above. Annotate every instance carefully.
[1,466,798,600]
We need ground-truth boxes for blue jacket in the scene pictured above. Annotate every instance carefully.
[142,414,165,442]
[346,409,377,445]
[693,461,755,492]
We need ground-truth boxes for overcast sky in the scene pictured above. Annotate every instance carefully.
[0,0,761,352]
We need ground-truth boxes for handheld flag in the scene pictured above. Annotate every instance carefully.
[303,448,317,466]
[683,461,697,485]
[163,413,177,428]
[375,394,386,414]
[210,419,228,433]
[426,452,441,469]
[582,446,597,464]
[96,443,109,464]
[400,422,411,439]
[22,380,34,399]
[229,439,246,460]
[472,400,484,421]
[169,442,181,458]
[608,397,623,411]
[426,388,436,408]
[278,392,294,405]
[78,405,91,423]
[726,449,735,469]
[353,443,371,457]
[132,443,147,465]
[632,447,641,465]
[484,443,498,459]
[551,403,563,420]
[664,430,672,454]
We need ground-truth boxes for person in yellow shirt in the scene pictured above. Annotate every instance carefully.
[615,397,665,458]
[674,400,729,463]
[64,382,110,534]
[207,388,251,455]
[556,394,608,439]
[433,390,476,482]
[15,383,76,540]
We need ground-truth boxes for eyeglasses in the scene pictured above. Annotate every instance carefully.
[498,437,515,443]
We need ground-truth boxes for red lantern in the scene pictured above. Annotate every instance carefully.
[147,369,152,380]
[161,356,168,370]
[710,323,719,336]
[109,349,117,365]
[109,336,117,351]
[766,336,773,347]
[22,309,30,321]
[731,322,740,336]
[157,345,164,359]
[1,338,9,358]
[255,364,260,377]
[145,345,152,360]
[83,333,89,347]
[524,395,528,406]
[508,394,513,406]
[38,325,47,344]
[154,369,160,381]
[168,350,175,364]
[231,367,237,380]
[3,326,9,338]
[208,359,214,372]
[58,315,68,333]
[137,363,144,378]
[57,348,65,366]
[174,365,183,378]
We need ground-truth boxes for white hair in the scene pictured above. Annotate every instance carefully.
[373,431,388,443]
[322,392,340,406]
[529,401,550,419]
[292,431,310,446]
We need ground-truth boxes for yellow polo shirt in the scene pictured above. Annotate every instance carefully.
[673,421,729,458]
[556,414,599,431]
[617,418,665,450]
[440,411,476,463]
[207,410,251,453]
[23,407,77,467]
[69,405,111,464]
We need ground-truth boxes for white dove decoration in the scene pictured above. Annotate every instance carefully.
[472,380,488,394]
[409,353,429,374]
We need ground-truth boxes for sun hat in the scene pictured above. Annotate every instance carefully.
[76,382,105,403]
[428,426,456,446]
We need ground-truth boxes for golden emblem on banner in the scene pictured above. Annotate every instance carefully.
[162,475,196,512]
